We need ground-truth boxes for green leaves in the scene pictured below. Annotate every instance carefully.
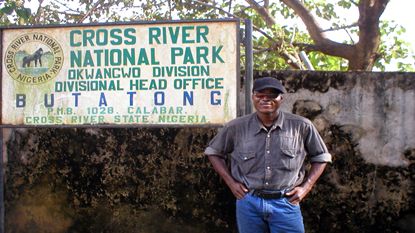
[1,5,15,15]
[0,0,412,71]
[15,6,31,19]
[308,51,348,71]
[338,0,352,9]
[0,0,32,25]
[375,20,414,71]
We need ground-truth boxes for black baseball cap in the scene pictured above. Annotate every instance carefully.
[252,77,286,93]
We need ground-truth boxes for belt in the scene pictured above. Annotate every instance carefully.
[252,190,286,199]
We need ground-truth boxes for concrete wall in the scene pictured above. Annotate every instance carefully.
[2,71,414,233]
[275,71,414,167]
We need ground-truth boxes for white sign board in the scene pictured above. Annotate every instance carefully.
[1,20,239,126]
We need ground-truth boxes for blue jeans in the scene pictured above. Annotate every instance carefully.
[236,194,305,233]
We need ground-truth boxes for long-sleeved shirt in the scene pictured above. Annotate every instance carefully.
[204,111,332,191]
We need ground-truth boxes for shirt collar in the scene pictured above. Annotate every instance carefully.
[274,110,285,130]
[253,110,284,134]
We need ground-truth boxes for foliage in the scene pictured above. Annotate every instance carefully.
[0,0,413,71]
[0,0,31,25]
[376,20,415,71]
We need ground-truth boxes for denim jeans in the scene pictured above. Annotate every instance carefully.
[236,194,305,233]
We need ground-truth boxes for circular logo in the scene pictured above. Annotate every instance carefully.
[4,32,64,85]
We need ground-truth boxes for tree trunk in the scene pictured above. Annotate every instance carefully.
[347,0,388,70]
[248,0,389,71]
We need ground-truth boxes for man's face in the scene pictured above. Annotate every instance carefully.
[252,88,283,115]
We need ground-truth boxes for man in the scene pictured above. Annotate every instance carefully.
[204,77,332,233]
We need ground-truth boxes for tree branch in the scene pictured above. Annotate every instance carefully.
[254,44,303,69]
[245,0,276,27]
[264,0,269,8]
[33,0,44,24]
[189,0,239,18]
[279,0,325,42]
[77,0,102,23]
[168,0,173,20]
[321,23,358,32]
[344,28,356,44]
[278,0,356,59]
[351,0,389,70]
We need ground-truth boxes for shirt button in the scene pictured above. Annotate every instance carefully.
[267,166,271,170]
[266,150,270,154]
[265,182,269,186]
[243,156,248,160]
[267,135,270,138]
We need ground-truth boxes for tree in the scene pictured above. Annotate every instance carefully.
[1,0,413,71]
[177,0,413,71]
[267,0,388,71]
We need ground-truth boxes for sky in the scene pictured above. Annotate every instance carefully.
[379,0,415,69]
[317,0,415,70]
[383,0,414,49]
[21,0,415,70]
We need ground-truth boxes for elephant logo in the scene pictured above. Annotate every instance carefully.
[4,32,64,85]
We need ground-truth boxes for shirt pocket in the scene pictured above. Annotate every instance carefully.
[232,151,257,174]
[232,138,258,174]
[278,135,297,171]
[279,135,296,151]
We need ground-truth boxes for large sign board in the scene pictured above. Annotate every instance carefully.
[0,20,239,126]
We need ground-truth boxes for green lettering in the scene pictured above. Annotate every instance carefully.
[196,26,209,43]
[169,27,180,43]
[125,28,136,45]
[96,29,108,46]
[70,50,81,67]
[137,48,149,65]
[110,49,122,66]
[70,30,82,47]
[95,69,103,79]
[83,51,94,67]
[149,79,157,89]
[182,26,194,43]
[160,107,166,114]
[197,46,209,63]
[150,48,160,65]
[212,46,224,63]
[123,48,135,66]
[171,47,183,64]
[110,28,123,45]
[108,80,115,90]
[183,47,195,64]
[149,27,161,44]
[83,30,95,46]
[94,50,103,66]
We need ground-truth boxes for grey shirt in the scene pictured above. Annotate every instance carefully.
[204,111,332,191]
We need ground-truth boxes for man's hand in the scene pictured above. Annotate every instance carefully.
[228,181,249,199]
[285,162,328,205]
[207,155,249,199]
[285,181,312,205]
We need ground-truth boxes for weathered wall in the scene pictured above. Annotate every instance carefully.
[2,71,414,233]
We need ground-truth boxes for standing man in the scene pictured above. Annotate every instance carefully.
[204,77,332,233]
